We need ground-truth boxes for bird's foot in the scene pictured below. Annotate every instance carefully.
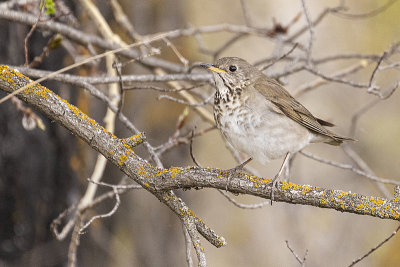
[269,174,280,205]
[224,158,252,191]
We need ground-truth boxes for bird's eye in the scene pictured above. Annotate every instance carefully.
[229,65,237,72]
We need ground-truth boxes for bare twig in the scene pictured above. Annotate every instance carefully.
[189,130,201,167]
[162,37,189,67]
[158,93,214,107]
[68,216,82,267]
[259,43,299,71]
[240,0,253,26]
[335,0,399,19]
[285,240,308,266]
[79,187,121,234]
[300,0,314,66]
[218,190,270,209]
[24,0,45,66]
[124,83,207,92]
[349,224,400,266]
[300,150,400,186]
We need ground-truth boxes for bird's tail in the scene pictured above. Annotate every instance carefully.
[325,132,356,146]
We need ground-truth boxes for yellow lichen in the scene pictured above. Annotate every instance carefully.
[370,197,385,206]
[302,186,311,194]
[138,165,146,175]
[118,155,127,166]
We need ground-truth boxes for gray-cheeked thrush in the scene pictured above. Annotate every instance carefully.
[201,57,353,183]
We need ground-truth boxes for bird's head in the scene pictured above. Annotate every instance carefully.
[201,57,260,90]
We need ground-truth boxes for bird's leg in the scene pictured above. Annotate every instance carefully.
[270,152,291,204]
[225,157,252,191]
[283,153,296,182]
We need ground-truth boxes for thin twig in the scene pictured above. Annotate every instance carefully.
[260,43,299,71]
[158,93,214,107]
[162,37,189,68]
[335,0,399,19]
[300,150,400,186]
[300,0,314,66]
[124,83,207,92]
[218,190,270,209]
[189,130,201,167]
[240,0,253,26]
[79,187,121,234]
[24,1,45,66]
[348,224,400,266]
[285,240,305,265]
[68,216,83,267]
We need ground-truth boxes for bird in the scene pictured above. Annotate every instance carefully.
[200,57,353,187]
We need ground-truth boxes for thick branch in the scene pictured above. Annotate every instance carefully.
[1,65,399,228]
[0,65,225,248]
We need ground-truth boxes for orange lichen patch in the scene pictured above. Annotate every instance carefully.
[118,154,127,166]
[137,164,146,175]
[357,203,365,210]
[280,181,304,191]
[128,133,143,144]
[34,85,51,99]
[22,84,51,99]
[339,199,346,210]
[120,139,134,153]
[144,182,150,188]
[245,175,270,188]
[321,198,328,205]
[0,65,27,87]
[108,150,114,154]
[301,186,311,194]
[393,211,399,219]
[370,196,385,206]
[216,238,226,247]
[58,97,99,127]
[0,66,52,99]
[103,128,117,138]
[180,207,197,218]
[153,167,182,178]
[169,168,181,178]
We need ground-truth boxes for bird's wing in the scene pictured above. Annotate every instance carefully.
[254,77,333,137]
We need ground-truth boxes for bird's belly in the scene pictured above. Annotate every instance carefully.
[215,106,312,163]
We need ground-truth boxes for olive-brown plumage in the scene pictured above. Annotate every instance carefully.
[201,57,352,165]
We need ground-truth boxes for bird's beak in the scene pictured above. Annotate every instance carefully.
[200,63,227,73]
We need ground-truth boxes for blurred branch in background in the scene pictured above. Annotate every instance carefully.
[0,0,400,266]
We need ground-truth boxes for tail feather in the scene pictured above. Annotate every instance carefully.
[326,132,356,146]
[316,118,335,127]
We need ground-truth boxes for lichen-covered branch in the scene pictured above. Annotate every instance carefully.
[0,65,226,249]
[1,65,400,228]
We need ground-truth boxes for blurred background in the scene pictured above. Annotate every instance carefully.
[0,0,400,266]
